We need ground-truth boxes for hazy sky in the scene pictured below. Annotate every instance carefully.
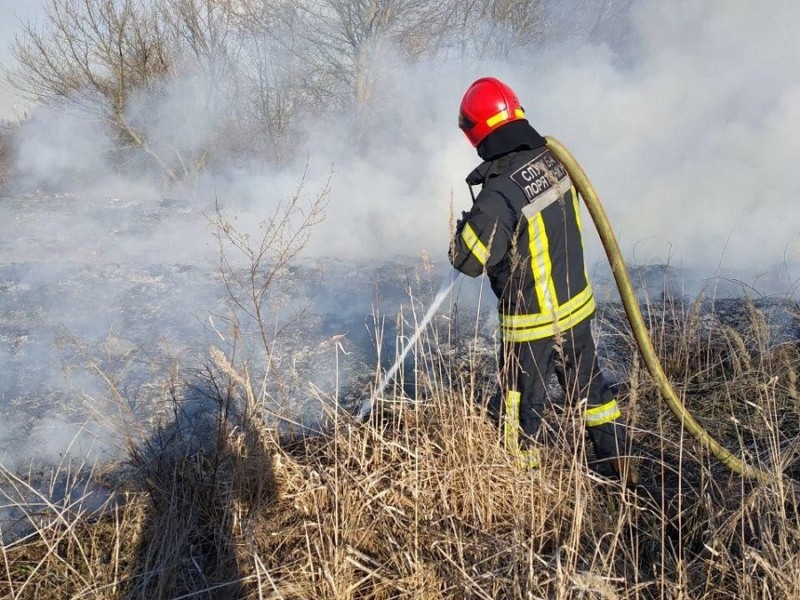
[0,0,43,120]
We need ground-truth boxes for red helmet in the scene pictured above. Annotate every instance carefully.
[458,77,526,147]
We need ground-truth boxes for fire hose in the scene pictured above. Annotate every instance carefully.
[362,136,778,484]
[546,136,774,484]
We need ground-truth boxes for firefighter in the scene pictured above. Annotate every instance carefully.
[449,76,636,485]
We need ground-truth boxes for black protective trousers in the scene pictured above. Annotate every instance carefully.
[489,317,629,466]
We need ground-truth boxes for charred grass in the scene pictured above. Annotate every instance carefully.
[1,292,800,599]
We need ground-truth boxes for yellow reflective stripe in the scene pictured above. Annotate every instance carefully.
[501,285,593,329]
[501,295,595,342]
[528,212,558,315]
[557,295,596,330]
[571,186,593,287]
[561,284,593,315]
[504,390,521,453]
[486,109,508,127]
[537,213,559,310]
[461,222,489,265]
[504,388,539,468]
[486,107,526,127]
[517,447,540,469]
[536,212,558,312]
[528,215,548,312]
[585,399,622,427]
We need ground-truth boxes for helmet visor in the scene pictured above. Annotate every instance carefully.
[458,109,475,131]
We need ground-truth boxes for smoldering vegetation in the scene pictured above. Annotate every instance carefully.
[1,260,799,598]
[1,185,799,599]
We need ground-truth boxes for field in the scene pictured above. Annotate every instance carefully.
[0,240,798,598]
[1,0,799,595]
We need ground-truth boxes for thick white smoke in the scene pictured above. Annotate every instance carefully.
[528,0,800,275]
[10,0,800,277]
[298,0,800,281]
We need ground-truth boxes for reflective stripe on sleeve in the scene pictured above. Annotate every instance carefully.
[585,399,622,427]
[461,222,490,265]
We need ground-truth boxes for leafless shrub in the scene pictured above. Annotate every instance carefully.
[209,166,330,402]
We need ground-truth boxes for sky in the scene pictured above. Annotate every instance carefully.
[0,0,42,121]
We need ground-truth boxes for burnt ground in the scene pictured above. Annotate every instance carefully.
[0,191,799,543]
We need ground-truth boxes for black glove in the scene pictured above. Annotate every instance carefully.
[455,210,470,235]
[450,211,470,264]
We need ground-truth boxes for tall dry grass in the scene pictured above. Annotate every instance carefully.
[1,285,799,599]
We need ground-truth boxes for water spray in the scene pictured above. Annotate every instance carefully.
[357,268,464,422]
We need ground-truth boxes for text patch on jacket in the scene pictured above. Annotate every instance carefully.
[510,149,570,212]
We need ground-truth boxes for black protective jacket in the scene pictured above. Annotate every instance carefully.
[450,126,595,342]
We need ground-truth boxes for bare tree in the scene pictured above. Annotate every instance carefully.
[223,0,318,164]
[451,0,547,60]
[7,0,183,177]
[7,0,255,179]
[7,0,332,173]
[5,0,554,175]
[308,0,450,123]
[240,38,300,163]
[235,0,452,137]
[151,0,247,172]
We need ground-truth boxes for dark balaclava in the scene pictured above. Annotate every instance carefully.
[476,119,547,161]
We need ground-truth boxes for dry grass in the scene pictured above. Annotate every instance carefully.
[1,290,800,599]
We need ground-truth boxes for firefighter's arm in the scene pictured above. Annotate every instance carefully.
[449,196,512,276]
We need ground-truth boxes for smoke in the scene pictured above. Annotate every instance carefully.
[2,0,799,473]
[11,0,800,273]
[521,0,800,274]
[14,106,113,189]
[297,0,800,278]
